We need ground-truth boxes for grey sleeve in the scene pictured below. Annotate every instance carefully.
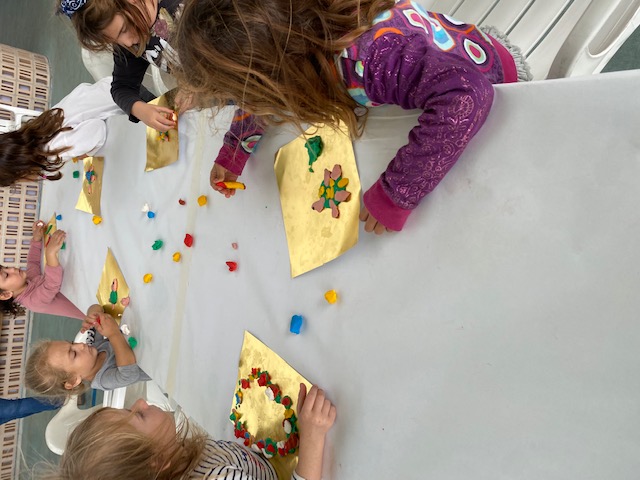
[92,363,151,391]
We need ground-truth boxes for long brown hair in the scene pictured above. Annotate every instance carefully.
[0,296,25,318]
[0,109,69,187]
[43,407,208,480]
[174,0,394,137]
[56,0,153,56]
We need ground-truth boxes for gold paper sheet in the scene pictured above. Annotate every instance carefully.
[232,332,311,480]
[145,90,179,172]
[275,123,361,277]
[96,248,130,319]
[75,156,104,215]
[43,214,57,266]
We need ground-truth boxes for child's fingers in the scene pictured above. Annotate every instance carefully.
[302,385,319,413]
[298,383,308,409]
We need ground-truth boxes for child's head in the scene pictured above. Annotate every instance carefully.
[0,266,27,318]
[55,399,207,479]
[25,340,98,398]
[174,0,393,135]
[0,109,68,187]
[57,0,155,56]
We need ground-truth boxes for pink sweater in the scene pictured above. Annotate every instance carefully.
[14,241,84,320]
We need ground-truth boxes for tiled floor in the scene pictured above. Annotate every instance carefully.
[0,0,638,477]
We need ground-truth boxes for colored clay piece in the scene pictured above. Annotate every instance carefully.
[172,252,181,262]
[143,273,153,283]
[128,337,138,349]
[152,240,163,250]
[147,211,156,219]
[184,234,194,247]
[120,296,130,307]
[178,198,186,205]
[324,289,338,304]
[120,324,130,335]
[61,242,66,250]
[157,131,170,142]
[290,315,303,334]
[215,181,246,190]
[232,242,238,250]
[141,203,150,213]
[72,170,80,178]
[71,157,80,163]
[232,368,299,457]
[45,224,53,236]
[312,164,352,218]
[56,214,62,221]
[197,195,208,206]
[109,291,118,305]
[92,215,102,225]
[304,136,324,172]
[85,167,97,183]
[226,261,238,272]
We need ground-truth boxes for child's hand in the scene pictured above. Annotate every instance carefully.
[131,101,176,131]
[93,312,121,338]
[32,220,45,241]
[359,206,393,235]
[210,162,239,198]
[297,384,336,440]
[44,230,67,256]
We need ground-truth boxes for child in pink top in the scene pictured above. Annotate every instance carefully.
[0,221,84,319]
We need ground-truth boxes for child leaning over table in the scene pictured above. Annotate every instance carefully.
[0,220,85,320]
[25,304,149,397]
[47,384,335,480]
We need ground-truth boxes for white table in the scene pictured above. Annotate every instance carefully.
[41,70,640,479]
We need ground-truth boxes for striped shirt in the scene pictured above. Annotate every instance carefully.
[189,439,306,479]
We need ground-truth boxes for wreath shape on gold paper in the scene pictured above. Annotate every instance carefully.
[230,368,299,458]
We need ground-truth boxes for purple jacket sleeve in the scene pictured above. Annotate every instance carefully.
[214,109,264,176]
[361,34,495,231]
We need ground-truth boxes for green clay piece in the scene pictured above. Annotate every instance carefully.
[72,170,80,178]
[128,337,138,349]
[152,240,163,250]
[305,136,324,172]
[109,290,118,305]
[61,242,66,250]
[45,224,53,235]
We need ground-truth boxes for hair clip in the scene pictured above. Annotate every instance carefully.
[59,0,88,18]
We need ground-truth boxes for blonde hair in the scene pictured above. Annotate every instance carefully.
[56,0,153,56]
[24,341,86,399]
[40,407,208,480]
[174,0,394,138]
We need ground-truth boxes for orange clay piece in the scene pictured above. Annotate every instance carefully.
[216,181,246,190]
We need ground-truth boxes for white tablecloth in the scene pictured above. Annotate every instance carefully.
[41,70,640,479]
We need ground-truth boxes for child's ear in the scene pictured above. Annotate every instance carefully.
[64,376,82,390]
[0,290,13,301]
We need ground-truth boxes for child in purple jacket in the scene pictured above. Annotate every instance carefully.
[175,0,531,233]
[0,221,84,319]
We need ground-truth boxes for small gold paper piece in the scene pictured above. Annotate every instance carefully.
[75,156,104,215]
[275,123,360,277]
[232,332,312,480]
[96,248,130,319]
[145,90,179,172]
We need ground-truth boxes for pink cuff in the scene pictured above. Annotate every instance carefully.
[363,179,412,231]
[214,144,249,177]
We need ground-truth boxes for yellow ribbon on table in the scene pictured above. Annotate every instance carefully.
[145,90,179,172]
[275,122,361,277]
[75,156,104,215]
[231,331,312,480]
[96,248,130,319]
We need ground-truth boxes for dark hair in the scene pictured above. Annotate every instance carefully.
[0,109,70,187]
[0,297,25,318]
[174,0,394,137]
[57,0,153,57]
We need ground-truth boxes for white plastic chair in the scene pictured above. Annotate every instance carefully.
[0,105,41,133]
[417,0,640,79]
[45,395,101,455]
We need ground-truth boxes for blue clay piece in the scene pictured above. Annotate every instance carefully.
[56,214,62,220]
[290,315,304,334]
[147,211,156,219]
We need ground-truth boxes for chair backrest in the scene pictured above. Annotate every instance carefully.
[417,0,640,79]
[44,396,101,456]
[0,105,41,133]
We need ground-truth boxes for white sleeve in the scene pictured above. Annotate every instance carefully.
[48,119,107,158]
[54,76,124,127]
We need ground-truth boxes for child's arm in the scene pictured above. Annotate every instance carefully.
[94,313,136,367]
[361,36,495,232]
[294,384,336,480]
[25,221,45,280]
[210,109,264,195]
